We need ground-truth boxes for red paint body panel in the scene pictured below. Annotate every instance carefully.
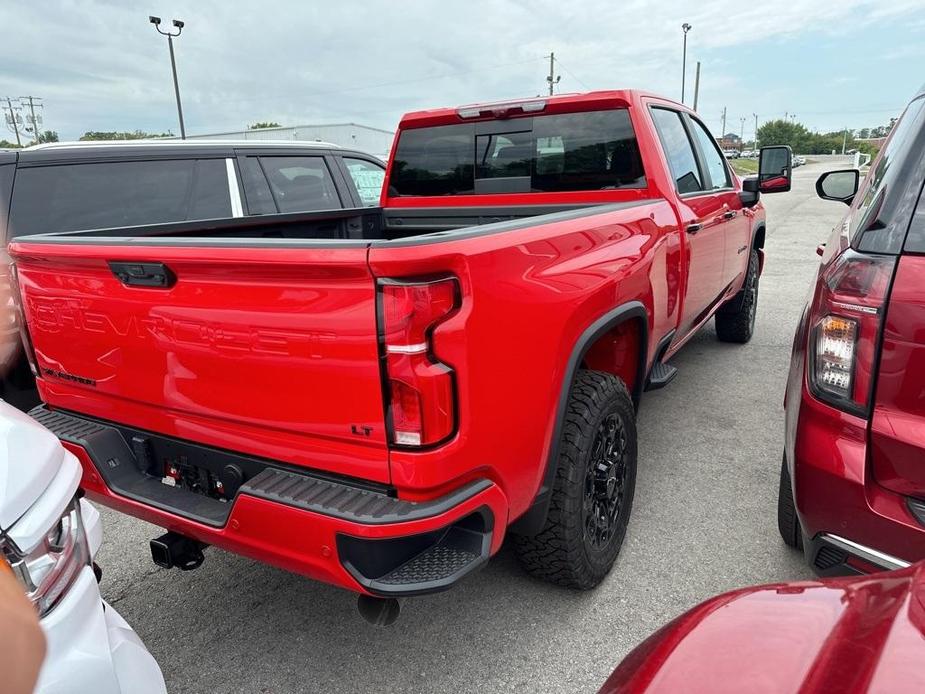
[870,256,925,498]
[784,251,925,568]
[600,564,925,693]
[370,199,681,508]
[14,244,391,483]
[9,89,768,593]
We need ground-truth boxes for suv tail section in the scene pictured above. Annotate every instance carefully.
[870,254,925,502]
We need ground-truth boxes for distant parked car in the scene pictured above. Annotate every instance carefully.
[600,563,925,693]
[792,155,806,167]
[722,149,739,159]
[779,84,925,575]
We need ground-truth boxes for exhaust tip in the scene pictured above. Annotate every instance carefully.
[357,595,401,626]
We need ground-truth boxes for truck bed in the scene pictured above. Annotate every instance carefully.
[13,201,649,245]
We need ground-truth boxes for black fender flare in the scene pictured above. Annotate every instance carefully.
[751,220,766,250]
[509,301,649,536]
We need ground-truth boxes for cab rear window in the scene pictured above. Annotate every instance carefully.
[8,158,231,237]
[389,109,646,197]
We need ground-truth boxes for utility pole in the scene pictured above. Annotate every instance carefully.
[3,97,22,147]
[739,117,746,146]
[20,96,42,144]
[681,23,692,103]
[545,52,560,96]
[692,61,701,111]
[842,127,848,155]
[149,16,187,139]
[753,113,759,149]
[721,106,727,139]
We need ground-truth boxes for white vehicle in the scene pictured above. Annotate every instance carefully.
[0,402,166,694]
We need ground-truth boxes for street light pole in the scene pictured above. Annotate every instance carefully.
[681,23,692,104]
[149,16,186,139]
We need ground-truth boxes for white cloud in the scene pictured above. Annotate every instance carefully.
[0,0,921,139]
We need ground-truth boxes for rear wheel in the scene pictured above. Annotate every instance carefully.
[716,248,759,343]
[777,454,803,550]
[513,370,637,589]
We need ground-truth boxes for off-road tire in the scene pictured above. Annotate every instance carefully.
[716,248,759,343]
[513,369,637,590]
[777,454,803,550]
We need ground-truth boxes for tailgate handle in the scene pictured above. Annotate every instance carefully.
[109,261,176,288]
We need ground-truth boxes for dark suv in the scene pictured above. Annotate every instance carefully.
[779,83,925,574]
[0,140,386,406]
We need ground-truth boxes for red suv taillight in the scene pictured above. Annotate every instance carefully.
[378,277,459,447]
[809,248,896,414]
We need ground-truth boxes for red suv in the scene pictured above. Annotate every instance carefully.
[780,83,925,574]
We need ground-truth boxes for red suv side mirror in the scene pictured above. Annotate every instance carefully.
[815,169,860,205]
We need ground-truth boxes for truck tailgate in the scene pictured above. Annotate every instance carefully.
[10,241,390,483]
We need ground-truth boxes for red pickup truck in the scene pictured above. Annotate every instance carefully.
[9,91,789,611]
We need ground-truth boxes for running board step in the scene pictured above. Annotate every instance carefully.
[645,361,678,391]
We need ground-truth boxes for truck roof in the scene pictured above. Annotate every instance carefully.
[398,89,685,128]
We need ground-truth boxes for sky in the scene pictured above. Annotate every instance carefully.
[2,0,924,143]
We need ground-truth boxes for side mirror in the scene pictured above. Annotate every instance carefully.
[815,169,859,205]
[758,145,792,193]
[739,176,760,208]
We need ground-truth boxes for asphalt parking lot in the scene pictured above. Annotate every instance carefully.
[94,159,845,693]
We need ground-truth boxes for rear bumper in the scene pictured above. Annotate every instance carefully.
[37,407,507,596]
[787,382,925,575]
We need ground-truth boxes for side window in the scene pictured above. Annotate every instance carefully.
[852,96,925,241]
[188,158,235,219]
[259,156,342,213]
[343,158,386,206]
[650,108,703,194]
[8,158,231,236]
[688,117,731,189]
[239,157,276,215]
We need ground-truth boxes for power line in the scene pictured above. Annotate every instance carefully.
[553,57,590,91]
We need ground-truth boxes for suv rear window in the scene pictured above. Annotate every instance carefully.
[389,109,646,197]
[8,158,231,237]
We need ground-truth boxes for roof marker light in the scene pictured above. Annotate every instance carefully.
[456,99,547,119]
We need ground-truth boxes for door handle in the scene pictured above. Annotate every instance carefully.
[109,261,176,288]
[723,210,737,220]
[686,223,702,234]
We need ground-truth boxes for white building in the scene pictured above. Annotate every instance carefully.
[174,123,394,160]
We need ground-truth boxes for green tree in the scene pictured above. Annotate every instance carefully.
[248,121,281,129]
[0,139,20,148]
[79,130,173,141]
[36,130,58,143]
[756,119,812,152]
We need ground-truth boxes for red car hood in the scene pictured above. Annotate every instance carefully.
[602,563,925,693]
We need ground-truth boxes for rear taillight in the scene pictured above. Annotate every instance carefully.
[378,277,459,447]
[809,249,896,414]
